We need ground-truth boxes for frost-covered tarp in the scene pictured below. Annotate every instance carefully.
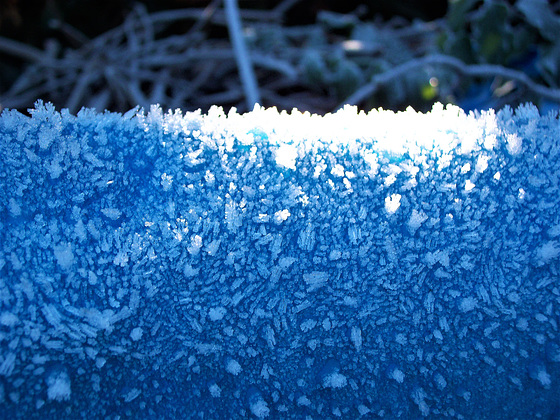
[0,102,559,419]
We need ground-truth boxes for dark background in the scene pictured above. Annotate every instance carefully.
[1,0,559,115]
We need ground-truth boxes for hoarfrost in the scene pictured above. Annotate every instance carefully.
[407,209,428,232]
[323,373,347,389]
[459,297,478,313]
[225,358,242,375]
[1,102,558,419]
[384,194,401,214]
[53,244,74,271]
[129,327,143,341]
[46,370,71,401]
[535,241,560,266]
[208,307,227,321]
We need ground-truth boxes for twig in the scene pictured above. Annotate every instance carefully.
[0,36,52,63]
[87,89,112,111]
[187,0,222,37]
[224,0,261,109]
[48,19,90,47]
[66,69,98,114]
[339,54,560,110]
[251,53,298,79]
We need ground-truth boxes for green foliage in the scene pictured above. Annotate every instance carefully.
[442,0,560,72]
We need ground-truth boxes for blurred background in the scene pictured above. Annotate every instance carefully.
[1,0,559,115]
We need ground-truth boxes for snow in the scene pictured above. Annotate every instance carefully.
[0,101,558,419]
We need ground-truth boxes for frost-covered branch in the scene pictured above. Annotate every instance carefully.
[224,0,261,109]
[340,54,560,109]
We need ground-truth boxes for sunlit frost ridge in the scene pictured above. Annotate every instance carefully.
[137,102,505,156]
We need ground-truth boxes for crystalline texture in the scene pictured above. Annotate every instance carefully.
[0,101,558,419]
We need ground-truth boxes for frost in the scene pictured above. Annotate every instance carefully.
[275,144,298,170]
[389,367,405,383]
[411,387,429,417]
[459,297,478,313]
[303,271,328,291]
[0,353,16,377]
[53,244,74,271]
[548,225,560,237]
[123,388,141,403]
[434,373,447,390]
[273,209,290,224]
[208,307,227,321]
[329,249,342,261]
[529,361,552,389]
[298,224,316,251]
[506,133,523,155]
[208,383,221,398]
[188,235,203,255]
[8,198,21,216]
[0,102,558,418]
[407,209,428,232]
[205,239,221,256]
[46,370,71,401]
[350,327,363,351]
[278,257,296,269]
[101,208,122,220]
[331,164,345,178]
[357,405,370,416]
[323,373,347,389]
[225,358,242,375]
[475,155,490,173]
[0,312,19,327]
[300,319,317,332]
[535,241,560,266]
[249,397,270,418]
[129,327,143,341]
[225,201,242,232]
[183,264,200,277]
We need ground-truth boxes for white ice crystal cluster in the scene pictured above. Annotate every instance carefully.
[0,101,559,419]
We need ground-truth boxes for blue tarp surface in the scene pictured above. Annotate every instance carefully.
[0,102,559,418]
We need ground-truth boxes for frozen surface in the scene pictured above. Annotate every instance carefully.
[0,101,559,418]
